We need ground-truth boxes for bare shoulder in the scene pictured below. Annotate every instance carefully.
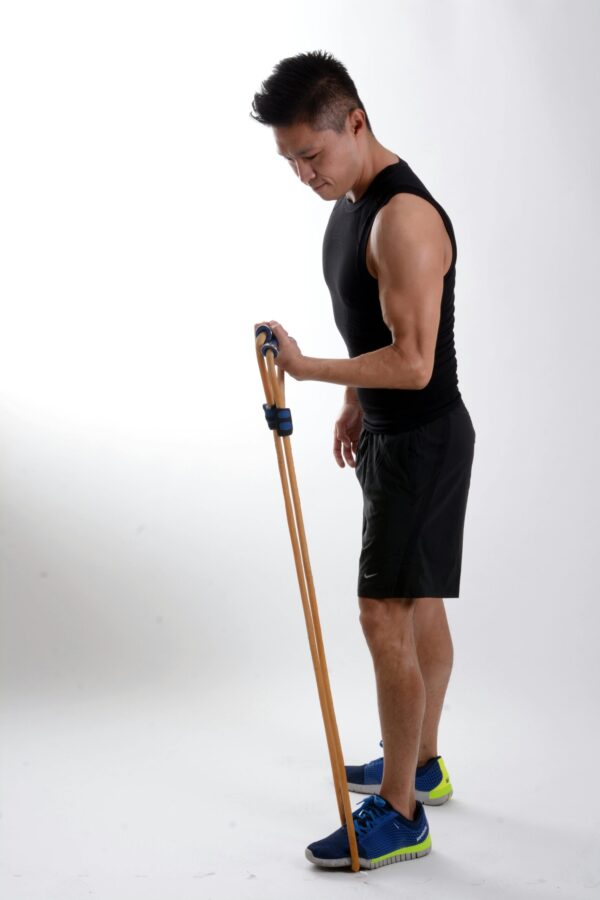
[366,192,453,280]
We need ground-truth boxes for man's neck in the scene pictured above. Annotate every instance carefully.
[346,146,400,203]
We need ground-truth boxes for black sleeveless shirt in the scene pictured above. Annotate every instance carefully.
[322,156,462,433]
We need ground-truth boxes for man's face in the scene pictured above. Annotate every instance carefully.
[273,118,357,200]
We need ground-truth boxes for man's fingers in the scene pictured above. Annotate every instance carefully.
[333,431,345,468]
[342,438,357,468]
[334,429,358,469]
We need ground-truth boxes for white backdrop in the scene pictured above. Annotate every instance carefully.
[2,1,599,897]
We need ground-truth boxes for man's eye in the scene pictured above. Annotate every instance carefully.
[286,154,318,162]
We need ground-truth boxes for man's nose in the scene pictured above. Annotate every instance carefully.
[294,160,316,185]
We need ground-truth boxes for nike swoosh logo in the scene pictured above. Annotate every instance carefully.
[364,573,378,579]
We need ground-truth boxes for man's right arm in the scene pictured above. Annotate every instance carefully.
[334,386,363,469]
[344,386,360,405]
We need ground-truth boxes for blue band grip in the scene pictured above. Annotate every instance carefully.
[262,403,293,436]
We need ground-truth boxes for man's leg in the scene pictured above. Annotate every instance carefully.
[412,596,454,766]
[359,595,423,819]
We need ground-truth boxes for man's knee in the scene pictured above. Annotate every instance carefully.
[358,596,417,645]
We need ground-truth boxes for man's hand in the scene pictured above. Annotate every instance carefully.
[333,398,364,468]
[254,320,306,380]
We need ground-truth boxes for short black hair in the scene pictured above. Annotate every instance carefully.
[250,50,373,135]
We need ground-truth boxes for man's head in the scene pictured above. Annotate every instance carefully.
[250,50,375,200]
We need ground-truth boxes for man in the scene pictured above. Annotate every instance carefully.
[251,50,476,870]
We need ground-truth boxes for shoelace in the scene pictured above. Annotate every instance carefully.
[351,795,389,836]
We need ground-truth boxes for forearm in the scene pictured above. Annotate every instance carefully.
[300,344,425,390]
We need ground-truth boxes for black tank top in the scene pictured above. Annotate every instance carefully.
[322,156,462,433]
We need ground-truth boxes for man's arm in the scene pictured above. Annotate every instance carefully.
[300,193,447,389]
[301,343,423,389]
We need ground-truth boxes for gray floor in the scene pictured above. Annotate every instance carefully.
[2,666,599,900]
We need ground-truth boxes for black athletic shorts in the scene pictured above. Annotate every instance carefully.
[355,398,476,599]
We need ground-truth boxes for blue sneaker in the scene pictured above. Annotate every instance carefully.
[305,794,431,869]
[345,740,453,805]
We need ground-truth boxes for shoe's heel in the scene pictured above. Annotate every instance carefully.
[416,756,453,805]
[416,786,453,805]
[345,748,454,805]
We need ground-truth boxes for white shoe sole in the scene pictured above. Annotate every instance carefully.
[305,842,432,869]
[346,782,453,806]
